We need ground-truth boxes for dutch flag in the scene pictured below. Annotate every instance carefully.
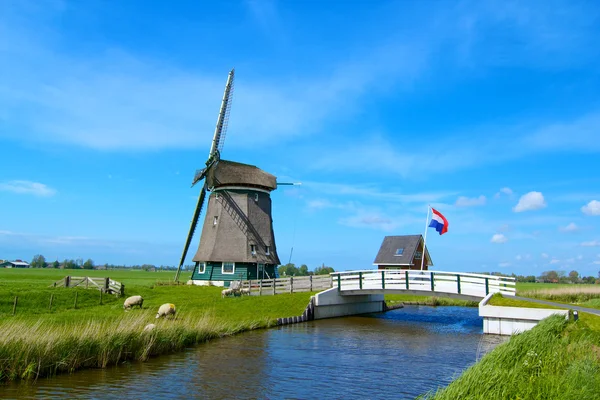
[428,207,449,235]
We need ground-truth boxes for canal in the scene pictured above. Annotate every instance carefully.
[4,306,506,399]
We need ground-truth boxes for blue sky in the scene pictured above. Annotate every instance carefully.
[1,0,600,276]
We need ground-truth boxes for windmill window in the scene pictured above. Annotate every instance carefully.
[250,244,257,256]
[213,216,218,226]
[222,262,235,275]
[255,193,259,202]
[415,251,422,259]
[394,248,404,256]
[198,262,206,274]
[265,246,270,255]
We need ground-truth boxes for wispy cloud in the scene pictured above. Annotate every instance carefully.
[491,233,508,244]
[0,180,56,197]
[581,240,600,247]
[559,222,579,233]
[338,211,400,232]
[455,195,486,207]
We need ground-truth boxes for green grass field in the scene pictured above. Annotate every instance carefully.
[0,268,315,381]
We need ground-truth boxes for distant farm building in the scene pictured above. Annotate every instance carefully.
[0,260,31,268]
[373,235,433,271]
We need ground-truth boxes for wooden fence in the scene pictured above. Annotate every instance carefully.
[240,275,333,296]
[52,276,124,296]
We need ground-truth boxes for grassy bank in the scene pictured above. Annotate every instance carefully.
[0,269,315,382]
[424,314,600,399]
[385,294,479,307]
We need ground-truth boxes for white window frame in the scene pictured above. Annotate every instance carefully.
[198,262,206,274]
[250,244,257,256]
[265,245,270,255]
[222,262,235,275]
[213,216,218,226]
[255,193,259,202]
[394,248,404,256]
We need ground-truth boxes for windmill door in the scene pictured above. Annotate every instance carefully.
[258,263,265,279]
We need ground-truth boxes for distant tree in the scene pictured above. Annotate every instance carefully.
[568,270,579,284]
[540,270,559,283]
[298,264,310,276]
[63,259,79,269]
[52,260,60,269]
[31,254,47,269]
[582,276,596,284]
[83,259,95,270]
[278,263,299,277]
[314,264,335,275]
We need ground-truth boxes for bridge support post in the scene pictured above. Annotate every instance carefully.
[337,274,341,292]
[381,271,385,289]
[485,278,489,295]
[359,272,363,290]
[430,272,435,291]
[405,271,409,290]
[457,275,461,294]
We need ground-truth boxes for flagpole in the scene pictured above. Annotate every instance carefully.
[420,205,431,271]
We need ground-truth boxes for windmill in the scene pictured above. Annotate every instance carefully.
[175,69,294,285]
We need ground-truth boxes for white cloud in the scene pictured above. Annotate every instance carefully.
[549,259,561,264]
[498,262,511,268]
[339,212,399,232]
[515,255,522,261]
[0,180,56,197]
[593,260,600,265]
[541,253,549,258]
[455,195,486,207]
[513,191,546,212]
[491,234,508,244]
[495,187,513,199]
[559,222,579,232]
[581,240,600,247]
[581,200,600,216]
[577,255,584,260]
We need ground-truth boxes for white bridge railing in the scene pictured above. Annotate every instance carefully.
[330,270,516,298]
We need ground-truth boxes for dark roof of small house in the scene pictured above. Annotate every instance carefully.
[373,235,433,266]
[207,160,277,191]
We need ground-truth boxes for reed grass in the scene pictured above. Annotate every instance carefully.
[385,294,478,307]
[422,314,600,399]
[521,286,600,304]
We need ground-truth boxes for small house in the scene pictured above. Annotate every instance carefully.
[0,260,31,268]
[373,235,433,270]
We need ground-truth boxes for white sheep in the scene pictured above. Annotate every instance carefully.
[123,295,144,310]
[143,323,156,332]
[240,288,251,296]
[221,288,234,298]
[155,303,176,319]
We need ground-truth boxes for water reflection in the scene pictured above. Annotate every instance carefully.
[2,306,507,399]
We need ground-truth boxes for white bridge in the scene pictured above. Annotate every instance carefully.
[329,270,516,301]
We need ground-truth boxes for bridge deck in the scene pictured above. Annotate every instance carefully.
[331,270,516,299]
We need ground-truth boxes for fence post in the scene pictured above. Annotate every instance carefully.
[290,277,293,294]
[12,296,18,315]
[405,271,409,290]
[337,274,341,292]
[100,289,103,305]
[74,291,78,309]
[86,277,89,289]
[430,272,435,292]
[381,270,385,289]
[259,279,263,296]
[485,278,489,295]
[105,277,110,292]
[120,284,125,297]
[65,276,70,288]
[273,278,276,295]
[49,293,54,310]
[456,275,461,294]
[309,275,313,292]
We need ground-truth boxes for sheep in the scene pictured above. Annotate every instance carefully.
[143,323,156,332]
[240,288,251,296]
[221,288,234,298]
[156,303,176,319]
[123,295,144,310]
